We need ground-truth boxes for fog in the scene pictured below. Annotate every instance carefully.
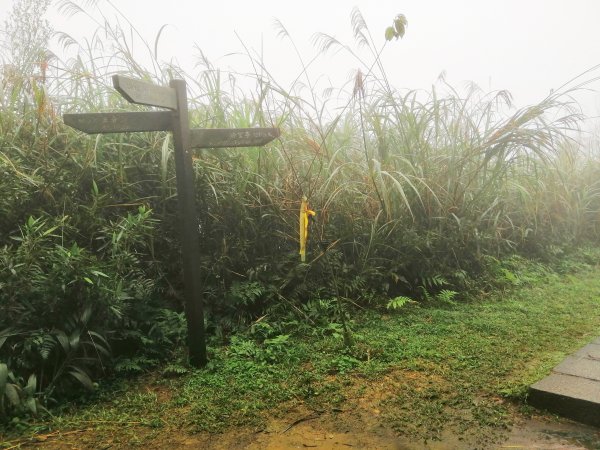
[1,0,599,128]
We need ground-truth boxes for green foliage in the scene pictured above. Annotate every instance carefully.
[0,209,169,414]
[385,14,407,41]
[228,333,292,364]
[114,356,158,374]
[20,267,600,444]
[482,255,554,290]
[1,0,600,423]
[387,295,415,310]
[162,363,189,377]
[112,308,186,375]
[326,354,361,374]
[228,282,264,307]
[436,289,458,304]
[0,364,43,422]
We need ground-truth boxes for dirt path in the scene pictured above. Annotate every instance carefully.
[10,400,599,449]
[6,368,600,449]
[186,411,600,450]
[215,418,596,450]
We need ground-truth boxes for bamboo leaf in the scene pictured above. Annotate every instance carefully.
[0,364,8,395]
[24,374,36,396]
[5,384,20,406]
[0,328,13,350]
[55,330,70,353]
[68,367,94,390]
[24,396,37,415]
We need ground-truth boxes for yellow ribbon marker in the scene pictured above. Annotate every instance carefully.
[299,196,316,262]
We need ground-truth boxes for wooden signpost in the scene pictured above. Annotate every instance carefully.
[64,75,280,367]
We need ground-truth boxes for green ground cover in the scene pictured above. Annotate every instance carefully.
[3,260,599,447]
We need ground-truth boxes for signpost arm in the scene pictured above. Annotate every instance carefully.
[170,79,207,367]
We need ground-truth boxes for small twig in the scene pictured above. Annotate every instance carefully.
[4,444,22,450]
[63,420,143,424]
[276,292,315,325]
[281,412,321,433]
[35,428,94,439]
[2,428,94,449]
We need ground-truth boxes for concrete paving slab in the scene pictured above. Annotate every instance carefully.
[575,343,600,360]
[531,373,600,403]
[529,337,600,427]
[553,355,600,381]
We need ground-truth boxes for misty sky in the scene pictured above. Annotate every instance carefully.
[1,0,599,128]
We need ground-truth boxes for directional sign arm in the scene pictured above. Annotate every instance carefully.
[63,111,172,134]
[113,75,178,110]
[189,127,280,148]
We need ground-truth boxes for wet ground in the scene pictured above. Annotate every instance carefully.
[21,403,600,449]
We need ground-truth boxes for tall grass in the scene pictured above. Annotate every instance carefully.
[2,1,600,418]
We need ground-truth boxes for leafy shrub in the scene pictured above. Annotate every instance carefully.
[0,364,43,422]
[0,209,167,410]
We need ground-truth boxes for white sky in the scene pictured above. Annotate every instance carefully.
[1,0,600,127]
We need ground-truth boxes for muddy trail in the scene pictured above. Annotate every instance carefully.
[6,379,600,450]
[8,406,600,449]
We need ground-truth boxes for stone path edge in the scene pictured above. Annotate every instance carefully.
[529,337,600,427]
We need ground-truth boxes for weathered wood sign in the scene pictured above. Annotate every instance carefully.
[63,75,280,368]
[189,128,280,148]
[64,111,172,133]
[113,75,177,110]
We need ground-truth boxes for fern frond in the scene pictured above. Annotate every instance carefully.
[387,296,415,310]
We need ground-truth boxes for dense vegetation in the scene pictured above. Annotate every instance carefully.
[4,260,600,447]
[1,0,600,423]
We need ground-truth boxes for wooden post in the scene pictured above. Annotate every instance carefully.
[169,79,207,367]
[64,75,279,369]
